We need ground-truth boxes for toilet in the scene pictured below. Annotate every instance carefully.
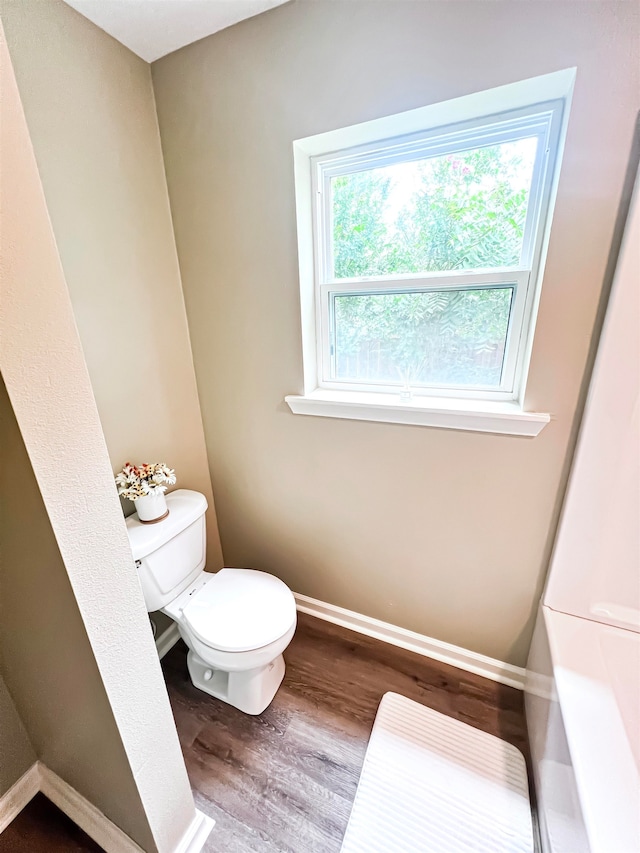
[125,489,297,715]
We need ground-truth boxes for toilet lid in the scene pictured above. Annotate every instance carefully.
[182,568,296,652]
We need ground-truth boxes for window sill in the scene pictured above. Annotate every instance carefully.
[285,389,550,436]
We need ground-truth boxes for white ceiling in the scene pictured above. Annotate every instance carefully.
[62,0,288,63]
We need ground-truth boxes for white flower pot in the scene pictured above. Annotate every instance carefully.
[134,491,169,524]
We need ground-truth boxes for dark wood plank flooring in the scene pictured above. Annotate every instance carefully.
[0,793,103,852]
[162,612,529,853]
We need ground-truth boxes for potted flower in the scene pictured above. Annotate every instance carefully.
[115,462,176,523]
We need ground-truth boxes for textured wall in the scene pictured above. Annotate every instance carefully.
[0,672,36,797]
[152,0,639,665]
[0,26,196,850]
[0,378,155,848]
[0,0,223,571]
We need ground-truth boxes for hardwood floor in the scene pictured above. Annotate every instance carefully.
[0,794,103,852]
[162,612,530,853]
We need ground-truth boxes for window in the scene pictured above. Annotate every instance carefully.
[289,71,574,434]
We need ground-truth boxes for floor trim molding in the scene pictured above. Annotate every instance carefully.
[174,808,216,853]
[1,762,214,853]
[156,621,181,660]
[294,593,526,690]
[0,762,40,833]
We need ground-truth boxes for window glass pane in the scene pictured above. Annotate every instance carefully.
[331,138,538,278]
[333,287,513,388]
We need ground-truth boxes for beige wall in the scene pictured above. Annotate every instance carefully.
[0,0,223,571]
[152,0,639,665]
[0,671,36,797]
[0,378,155,849]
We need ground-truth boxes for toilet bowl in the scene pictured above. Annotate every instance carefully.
[126,489,297,715]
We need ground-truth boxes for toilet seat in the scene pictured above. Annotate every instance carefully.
[182,568,296,653]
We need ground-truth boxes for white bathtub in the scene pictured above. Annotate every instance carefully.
[526,606,640,853]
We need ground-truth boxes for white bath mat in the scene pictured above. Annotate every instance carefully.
[341,692,534,853]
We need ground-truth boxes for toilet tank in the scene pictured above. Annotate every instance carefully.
[125,489,208,612]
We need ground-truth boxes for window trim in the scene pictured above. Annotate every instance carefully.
[284,389,551,436]
[289,69,576,434]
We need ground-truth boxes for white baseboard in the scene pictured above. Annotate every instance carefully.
[39,763,145,853]
[151,591,524,689]
[174,808,215,853]
[0,762,40,833]
[1,762,214,853]
[294,592,526,690]
[156,622,181,660]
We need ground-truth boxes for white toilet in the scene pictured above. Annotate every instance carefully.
[125,489,297,715]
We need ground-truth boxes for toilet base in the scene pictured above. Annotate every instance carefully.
[187,649,286,715]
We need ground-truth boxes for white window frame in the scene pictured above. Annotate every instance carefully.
[314,106,559,402]
[287,70,575,435]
